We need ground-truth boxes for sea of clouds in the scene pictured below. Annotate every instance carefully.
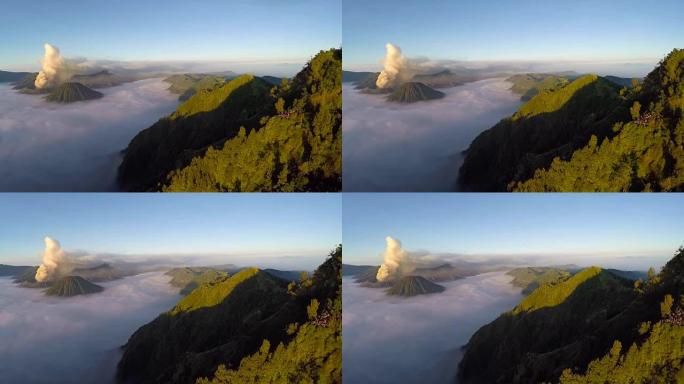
[342,79,522,191]
[342,272,523,384]
[0,272,179,383]
[0,79,179,191]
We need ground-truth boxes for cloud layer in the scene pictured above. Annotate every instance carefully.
[343,79,521,191]
[0,79,178,191]
[342,272,522,384]
[0,272,179,383]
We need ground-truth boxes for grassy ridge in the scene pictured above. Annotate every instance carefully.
[459,246,684,383]
[460,74,626,191]
[516,50,684,191]
[117,246,342,384]
[163,48,342,192]
[170,268,258,315]
[507,73,570,101]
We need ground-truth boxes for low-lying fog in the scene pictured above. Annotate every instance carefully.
[0,79,179,191]
[342,271,522,384]
[342,79,522,191]
[0,272,179,383]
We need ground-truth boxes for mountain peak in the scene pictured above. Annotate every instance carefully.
[44,82,103,103]
[386,82,445,103]
[44,276,104,297]
[387,275,445,296]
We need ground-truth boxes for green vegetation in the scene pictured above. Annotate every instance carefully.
[506,267,571,294]
[164,74,227,101]
[165,267,230,295]
[198,247,341,384]
[163,48,342,192]
[459,246,684,383]
[461,49,684,191]
[119,48,341,192]
[507,73,570,101]
[118,74,274,191]
[386,275,445,296]
[386,82,445,103]
[117,246,342,384]
[44,82,103,103]
[169,268,258,315]
[460,74,626,191]
[512,266,602,314]
[44,276,103,297]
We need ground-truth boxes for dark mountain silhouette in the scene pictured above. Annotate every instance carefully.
[342,70,377,83]
[0,264,33,277]
[0,70,32,83]
[341,264,378,277]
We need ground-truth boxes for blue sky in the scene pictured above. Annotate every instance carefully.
[343,0,683,68]
[0,0,340,71]
[343,194,684,267]
[0,194,341,266]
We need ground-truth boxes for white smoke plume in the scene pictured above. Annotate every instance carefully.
[376,43,412,89]
[34,44,75,89]
[376,236,442,282]
[35,237,97,282]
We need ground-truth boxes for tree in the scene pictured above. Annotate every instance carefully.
[661,294,674,317]
[630,101,641,120]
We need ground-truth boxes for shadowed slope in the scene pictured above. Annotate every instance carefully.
[163,48,342,192]
[459,74,627,191]
[516,49,684,191]
[117,246,342,384]
[118,75,274,191]
[458,268,636,383]
[116,270,291,383]
[460,245,684,384]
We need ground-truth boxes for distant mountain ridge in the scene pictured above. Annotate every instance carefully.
[0,264,33,277]
[0,70,32,83]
